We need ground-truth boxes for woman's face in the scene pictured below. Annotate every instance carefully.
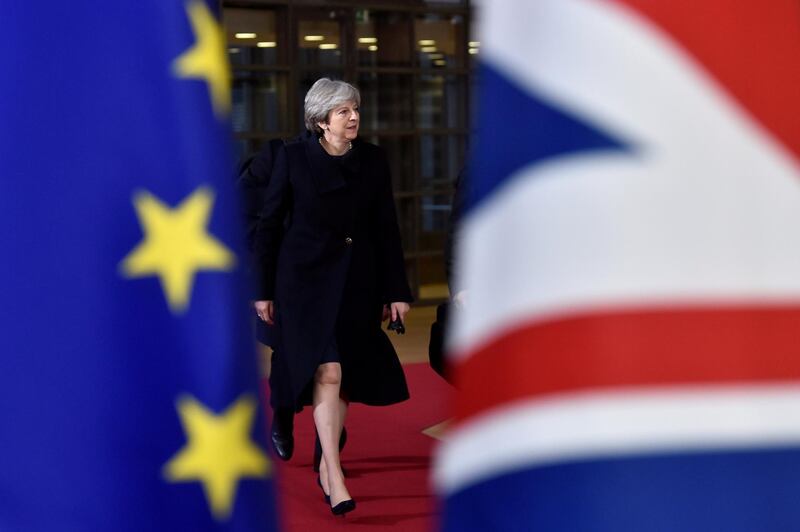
[322,101,360,141]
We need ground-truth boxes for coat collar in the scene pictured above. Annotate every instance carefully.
[305,134,361,194]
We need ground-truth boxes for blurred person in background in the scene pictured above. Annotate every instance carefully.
[237,138,297,461]
[429,165,468,383]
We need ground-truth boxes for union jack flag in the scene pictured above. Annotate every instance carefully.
[436,1,800,530]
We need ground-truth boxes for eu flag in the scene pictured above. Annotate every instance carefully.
[0,2,278,530]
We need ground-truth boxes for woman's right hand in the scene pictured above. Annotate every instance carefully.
[254,300,274,325]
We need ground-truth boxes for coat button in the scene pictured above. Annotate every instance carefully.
[344,237,353,246]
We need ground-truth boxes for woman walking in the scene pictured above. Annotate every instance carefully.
[253,78,412,516]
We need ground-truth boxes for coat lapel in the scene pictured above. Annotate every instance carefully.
[306,134,346,194]
[305,135,363,194]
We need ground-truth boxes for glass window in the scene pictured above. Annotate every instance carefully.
[355,10,411,67]
[414,13,465,68]
[419,134,466,188]
[421,193,452,235]
[231,71,287,134]
[358,73,413,131]
[469,73,480,121]
[224,8,279,66]
[467,40,480,64]
[468,12,481,65]
[232,138,250,166]
[395,197,418,255]
[297,13,343,67]
[417,74,466,129]
[363,135,415,192]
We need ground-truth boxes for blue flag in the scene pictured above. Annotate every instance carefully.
[0,2,278,530]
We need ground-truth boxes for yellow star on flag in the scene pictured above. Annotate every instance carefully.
[163,395,271,521]
[119,187,235,313]
[173,0,231,117]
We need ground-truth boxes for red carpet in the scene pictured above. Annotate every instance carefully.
[270,363,453,531]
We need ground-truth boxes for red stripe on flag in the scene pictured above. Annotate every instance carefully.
[453,306,800,423]
[610,0,800,161]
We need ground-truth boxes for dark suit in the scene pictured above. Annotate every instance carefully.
[254,134,412,410]
[429,167,467,383]
[237,133,311,348]
[237,138,286,255]
[237,137,299,447]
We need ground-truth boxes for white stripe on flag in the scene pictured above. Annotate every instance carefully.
[434,384,800,495]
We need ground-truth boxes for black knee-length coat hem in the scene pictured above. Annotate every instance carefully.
[254,134,413,410]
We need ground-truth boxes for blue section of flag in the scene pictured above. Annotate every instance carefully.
[468,62,628,212]
[444,448,800,531]
[0,2,277,531]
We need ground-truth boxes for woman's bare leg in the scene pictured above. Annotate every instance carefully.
[318,398,348,492]
[313,362,351,506]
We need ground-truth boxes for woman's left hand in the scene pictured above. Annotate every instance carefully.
[389,302,410,323]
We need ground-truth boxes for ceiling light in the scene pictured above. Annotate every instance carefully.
[235,32,257,39]
[358,37,377,44]
[368,45,378,52]
[418,39,436,46]
[257,41,276,48]
[468,48,479,55]
[304,35,325,42]
[434,59,446,66]
[468,41,481,47]
[421,46,437,53]
[319,43,338,50]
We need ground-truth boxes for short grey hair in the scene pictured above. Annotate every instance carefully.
[304,78,361,134]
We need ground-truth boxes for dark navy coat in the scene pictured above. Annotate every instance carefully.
[254,134,412,409]
[237,134,311,349]
[237,137,284,348]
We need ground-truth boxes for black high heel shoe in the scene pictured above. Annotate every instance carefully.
[330,499,356,516]
[316,475,330,504]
